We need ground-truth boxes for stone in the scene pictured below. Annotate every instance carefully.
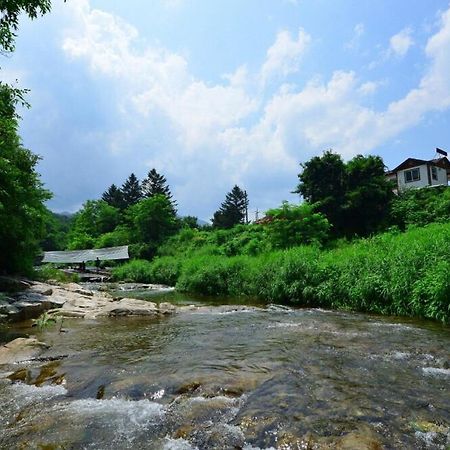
[0,338,50,365]
[0,276,31,292]
[104,298,159,317]
[159,302,177,315]
[28,282,53,296]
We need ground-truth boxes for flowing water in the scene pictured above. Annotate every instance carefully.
[0,290,449,449]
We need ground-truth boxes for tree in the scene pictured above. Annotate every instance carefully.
[212,185,249,229]
[295,150,346,235]
[127,194,179,258]
[121,173,142,208]
[102,183,125,209]
[343,155,393,236]
[141,168,177,212]
[296,151,394,237]
[0,84,51,272]
[67,200,121,249]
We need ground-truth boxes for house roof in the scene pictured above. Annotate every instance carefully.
[391,157,450,174]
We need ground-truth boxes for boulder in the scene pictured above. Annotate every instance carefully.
[0,337,50,365]
[159,302,177,315]
[103,298,159,317]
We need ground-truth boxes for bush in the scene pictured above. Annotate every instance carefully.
[112,260,153,283]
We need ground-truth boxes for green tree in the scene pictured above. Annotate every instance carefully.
[41,210,73,251]
[67,200,120,249]
[343,155,393,236]
[0,85,51,272]
[295,150,346,236]
[212,185,249,229]
[102,183,125,209]
[265,202,330,249]
[141,168,177,212]
[0,0,59,273]
[127,195,179,258]
[121,173,142,208]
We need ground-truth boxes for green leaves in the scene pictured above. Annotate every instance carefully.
[0,0,52,53]
[212,185,249,229]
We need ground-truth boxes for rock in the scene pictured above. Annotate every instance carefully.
[0,276,31,292]
[337,432,383,449]
[104,298,159,317]
[159,302,177,315]
[0,338,50,365]
[28,282,53,296]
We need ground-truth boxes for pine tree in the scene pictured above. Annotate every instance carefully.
[102,184,124,209]
[142,168,177,212]
[212,185,249,229]
[121,173,142,208]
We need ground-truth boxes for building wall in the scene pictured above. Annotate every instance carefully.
[431,165,448,186]
[398,165,430,192]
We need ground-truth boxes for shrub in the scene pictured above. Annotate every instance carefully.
[111,259,153,283]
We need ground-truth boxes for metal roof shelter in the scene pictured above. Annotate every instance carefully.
[42,246,129,264]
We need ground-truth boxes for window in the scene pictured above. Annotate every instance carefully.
[404,168,421,183]
[431,166,438,181]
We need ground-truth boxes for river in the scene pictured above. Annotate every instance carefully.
[0,289,449,449]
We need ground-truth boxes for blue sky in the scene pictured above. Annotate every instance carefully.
[3,0,450,220]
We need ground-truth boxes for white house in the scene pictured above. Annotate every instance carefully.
[386,156,450,194]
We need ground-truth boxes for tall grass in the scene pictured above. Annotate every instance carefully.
[113,223,450,323]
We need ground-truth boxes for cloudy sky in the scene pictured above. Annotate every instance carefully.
[3,0,450,220]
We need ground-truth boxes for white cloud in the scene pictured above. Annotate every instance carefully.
[260,28,311,84]
[345,23,365,50]
[389,27,414,57]
[58,0,450,215]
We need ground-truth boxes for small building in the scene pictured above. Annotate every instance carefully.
[386,154,450,194]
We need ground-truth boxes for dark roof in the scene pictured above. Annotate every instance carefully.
[391,157,450,174]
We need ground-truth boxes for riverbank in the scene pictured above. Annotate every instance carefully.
[113,222,450,323]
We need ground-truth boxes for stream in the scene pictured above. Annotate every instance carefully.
[0,287,449,449]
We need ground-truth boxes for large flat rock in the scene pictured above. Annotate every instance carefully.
[0,337,50,365]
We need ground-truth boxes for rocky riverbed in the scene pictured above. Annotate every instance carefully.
[0,278,179,322]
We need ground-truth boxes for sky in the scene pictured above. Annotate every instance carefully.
[2,0,450,220]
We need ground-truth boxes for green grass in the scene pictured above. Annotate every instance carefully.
[113,223,450,323]
[33,265,80,283]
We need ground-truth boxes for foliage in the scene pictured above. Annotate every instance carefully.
[141,168,177,212]
[265,202,330,248]
[40,210,72,251]
[127,194,179,246]
[391,185,450,230]
[33,264,79,283]
[296,151,393,237]
[212,185,249,229]
[111,259,153,283]
[32,311,57,330]
[0,83,51,273]
[102,183,125,210]
[94,226,131,249]
[121,173,142,208]
[0,0,52,53]
[295,150,346,235]
[67,200,120,249]
[117,223,450,323]
[343,155,394,236]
